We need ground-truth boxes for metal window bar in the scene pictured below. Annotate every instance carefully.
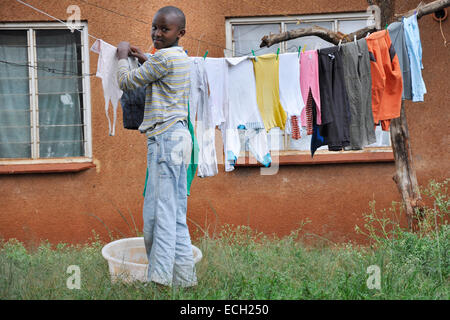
[0,141,32,145]
[80,25,91,158]
[27,28,38,159]
[1,108,89,112]
[38,139,86,144]
[0,125,32,129]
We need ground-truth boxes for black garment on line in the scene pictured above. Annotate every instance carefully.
[318,46,351,151]
[120,86,146,130]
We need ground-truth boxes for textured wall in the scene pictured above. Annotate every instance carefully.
[0,0,448,246]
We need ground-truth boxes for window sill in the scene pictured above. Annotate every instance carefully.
[235,149,394,166]
[0,160,96,174]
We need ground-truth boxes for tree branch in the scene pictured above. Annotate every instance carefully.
[259,0,450,48]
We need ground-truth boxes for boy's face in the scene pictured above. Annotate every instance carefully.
[151,12,185,49]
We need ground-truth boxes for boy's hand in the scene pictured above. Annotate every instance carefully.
[130,45,148,64]
[117,41,131,60]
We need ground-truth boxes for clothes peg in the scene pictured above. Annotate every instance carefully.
[354,34,357,44]
[298,46,301,57]
[338,39,342,51]
[203,50,208,59]
[252,49,257,61]
[302,45,307,52]
[385,23,388,29]
[276,48,280,60]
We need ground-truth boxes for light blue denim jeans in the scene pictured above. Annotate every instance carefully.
[143,120,197,287]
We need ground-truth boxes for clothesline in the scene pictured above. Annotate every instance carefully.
[14,0,267,58]
[15,0,100,40]
[0,59,97,77]
[119,15,426,177]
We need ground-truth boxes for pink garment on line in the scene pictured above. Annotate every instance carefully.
[300,50,321,127]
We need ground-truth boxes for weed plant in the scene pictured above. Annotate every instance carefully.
[0,180,448,299]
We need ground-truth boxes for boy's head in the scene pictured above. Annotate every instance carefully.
[152,6,186,49]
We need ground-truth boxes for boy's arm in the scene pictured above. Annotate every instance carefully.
[117,42,169,91]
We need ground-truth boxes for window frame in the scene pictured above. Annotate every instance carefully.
[0,21,93,170]
[225,12,376,57]
[224,12,394,165]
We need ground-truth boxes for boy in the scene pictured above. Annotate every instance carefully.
[116,6,197,288]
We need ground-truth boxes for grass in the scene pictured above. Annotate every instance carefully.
[0,179,448,300]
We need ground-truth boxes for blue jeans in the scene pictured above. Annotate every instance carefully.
[143,121,197,287]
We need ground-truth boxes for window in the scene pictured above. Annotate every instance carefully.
[0,22,92,165]
[225,13,393,164]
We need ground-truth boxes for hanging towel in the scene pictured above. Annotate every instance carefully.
[90,39,123,136]
[388,21,413,100]
[403,14,427,102]
[278,53,304,137]
[300,50,321,130]
[252,53,287,132]
[366,30,403,131]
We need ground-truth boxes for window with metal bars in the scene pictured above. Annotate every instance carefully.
[0,23,92,161]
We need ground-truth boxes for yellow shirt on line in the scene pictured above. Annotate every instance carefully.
[252,53,287,132]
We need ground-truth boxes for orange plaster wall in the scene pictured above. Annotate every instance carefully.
[0,0,448,246]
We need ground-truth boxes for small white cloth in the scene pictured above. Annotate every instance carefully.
[278,53,304,134]
[204,57,228,127]
[90,39,123,136]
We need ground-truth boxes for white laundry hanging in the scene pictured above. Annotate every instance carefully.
[278,52,305,134]
[90,39,123,136]
[189,57,218,177]
[204,57,228,127]
[222,57,271,171]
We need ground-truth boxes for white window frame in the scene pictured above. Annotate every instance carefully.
[0,21,92,165]
[225,12,377,57]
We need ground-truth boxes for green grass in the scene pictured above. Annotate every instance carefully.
[1,179,448,300]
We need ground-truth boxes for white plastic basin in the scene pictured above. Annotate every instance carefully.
[101,237,202,283]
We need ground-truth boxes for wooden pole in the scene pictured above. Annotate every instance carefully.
[390,103,422,230]
[259,0,450,47]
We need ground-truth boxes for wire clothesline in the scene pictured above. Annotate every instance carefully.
[14,0,267,58]
[15,0,100,40]
[8,0,275,77]
[76,0,268,57]
[0,59,96,77]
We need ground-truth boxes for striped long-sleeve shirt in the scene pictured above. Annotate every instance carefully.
[117,46,190,137]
